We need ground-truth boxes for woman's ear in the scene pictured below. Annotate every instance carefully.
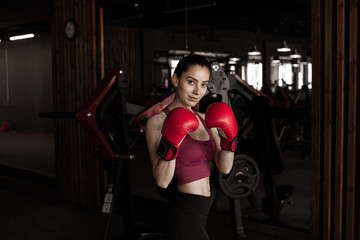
[171,74,179,87]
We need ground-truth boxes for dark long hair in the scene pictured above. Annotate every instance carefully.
[174,54,211,79]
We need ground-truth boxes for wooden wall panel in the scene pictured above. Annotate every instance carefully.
[345,1,358,239]
[103,26,141,101]
[52,0,102,207]
[310,0,322,238]
[311,0,359,239]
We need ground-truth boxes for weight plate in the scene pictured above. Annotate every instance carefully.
[219,154,260,199]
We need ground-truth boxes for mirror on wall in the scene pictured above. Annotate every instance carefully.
[150,48,312,232]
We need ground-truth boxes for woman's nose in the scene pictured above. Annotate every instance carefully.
[193,84,200,94]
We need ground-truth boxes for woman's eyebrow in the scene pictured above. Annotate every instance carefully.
[186,76,210,83]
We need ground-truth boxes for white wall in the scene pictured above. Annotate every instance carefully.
[0,32,53,132]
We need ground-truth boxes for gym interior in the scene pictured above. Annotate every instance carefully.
[0,1,358,240]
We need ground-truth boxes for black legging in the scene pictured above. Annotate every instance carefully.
[163,191,212,240]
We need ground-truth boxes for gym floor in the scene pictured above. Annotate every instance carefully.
[0,130,310,240]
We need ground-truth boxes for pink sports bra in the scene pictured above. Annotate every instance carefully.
[163,107,215,185]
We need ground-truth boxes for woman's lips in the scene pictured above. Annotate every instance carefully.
[189,96,199,101]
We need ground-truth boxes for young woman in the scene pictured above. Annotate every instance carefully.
[145,54,238,240]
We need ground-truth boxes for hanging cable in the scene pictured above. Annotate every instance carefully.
[5,42,9,105]
[185,0,188,51]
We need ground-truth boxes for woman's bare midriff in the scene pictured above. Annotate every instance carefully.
[177,177,211,197]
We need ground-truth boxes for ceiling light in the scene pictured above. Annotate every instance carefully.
[292,58,300,67]
[248,45,261,56]
[277,40,291,52]
[290,49,302,59]
[272,56,280,64]
[9,33,35,41]
[229,57,240,62]
[228,57,240,65]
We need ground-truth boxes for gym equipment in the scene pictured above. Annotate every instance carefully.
[39,69,159,240]
[39,69,129,159]
[247,95,289,222]
[217,154,260,240]
[263,82,311,157]
[219,154,260,199]
[205,63,257,240]
[207,63,294,230]
[207,62,232,104]
[200,62,265,138]
[136,91,175,131]
[74,69,134,239]
[76,69,129,159]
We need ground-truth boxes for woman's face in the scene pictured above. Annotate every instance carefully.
[172,64,210,108]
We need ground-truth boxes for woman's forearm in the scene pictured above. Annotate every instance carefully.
[216,149,234,174]
[153,159,176,189]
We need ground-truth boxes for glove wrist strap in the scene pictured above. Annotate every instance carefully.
[220,136,237,152]
[157,137,178,160]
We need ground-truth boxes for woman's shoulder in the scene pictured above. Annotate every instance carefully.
[146,111,166,131]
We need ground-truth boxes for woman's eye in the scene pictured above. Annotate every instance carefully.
[188,80,194,84]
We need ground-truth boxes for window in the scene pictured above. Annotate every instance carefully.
[246,61,263,90]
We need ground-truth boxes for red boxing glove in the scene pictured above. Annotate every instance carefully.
[158,107,199,160]
[205,102,238,152]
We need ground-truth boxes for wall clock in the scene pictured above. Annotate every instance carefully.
[64,18,78,40]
